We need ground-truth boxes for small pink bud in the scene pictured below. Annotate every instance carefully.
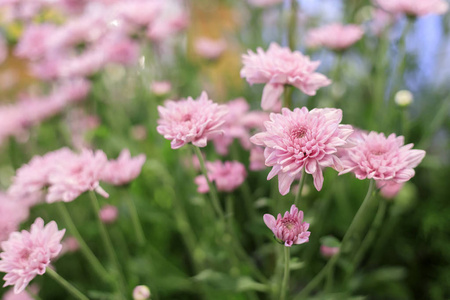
[133,285,151,300]
[320,245,339,258]
[99,205,118,224]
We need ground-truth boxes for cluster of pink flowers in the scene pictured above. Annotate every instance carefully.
[0,79,90,145]
[157,91,228,149]
[0,218,65,294]
[374,0,448,16]
[195,161,247,193]
[263,205,310,247]
[241,43,331,111]
[251,107,353,194]
[306,23,364,51]
[8,148,146,203]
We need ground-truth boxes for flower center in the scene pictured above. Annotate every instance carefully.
[370,145,387,156]
[181,114,192,122]
[282,219,296,230]
[292,126,308,139]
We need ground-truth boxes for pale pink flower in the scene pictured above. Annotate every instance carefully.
[133,285,151,300]
[371,9,396,35]
[247,0,283,7]
[113,1,161,26]
[306,23,364,51]
[195,161,247,193]
[150,81,171,95]
[2,284,39,300]
[374,0,449,16]
[0,193,30,243]
[250,107,353,195]
[320,245,339,258]
[263,205,310,247]
[46,149,109,203]
[241,43,331,110]
[14,24,57,60]
[60,237,80,255]
[339,132,425,183]
[99,205,118,224]
[0,218,65,294]
[100,35,140,65]
[101,149,146,185]
[249,146,266,171]
[157,91,228,149]
[377,181,404,199]
[194,37,227,59]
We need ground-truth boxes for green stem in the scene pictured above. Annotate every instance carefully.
[283,85,293,110]
[294,179,376,298]
[294,168,307,207]
[56,202,113,284]
[89,191,126,297]
[46,268,89,300]
[288,0,298,50]
[417,95,450,150]
[125,193,146,246]
[192,146,225,221]
[280,247,291,300]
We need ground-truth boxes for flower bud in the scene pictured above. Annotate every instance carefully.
[395,90,413,107]
[133,285,151,300]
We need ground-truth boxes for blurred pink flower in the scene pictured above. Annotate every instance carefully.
[320,245,339,258]
[150,81,171,95]
[371,9,396,35]
[113,1,161,26]
[60,237,80,255]
[241,43,331,110]
[263,204,310,247]
[247,0,283,7]
[195,161,247,193]
[194,37,227,59]
[0,218,65,294]
[131,125,148,141]
[249,146,266,171]
[251,107,353,195]
[339,132,426,182]
[100,35,140,65]
[0,193,30,243]
[133,285,151,300]
[2,284,39,300]
[374,0,448,16]
[14,24,57,60]
[157,91,228,149]
[377,181,404,199]
[99,205,119,224]
[101,149,146,185]
[306,23,364,51]
[46,149,109,203]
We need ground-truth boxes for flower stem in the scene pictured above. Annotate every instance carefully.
[89,191,126,297]
[192,146,225,221]
[280,246,291,300]
[56,202,113,284]
[46,267,89,300]
[294,179,376,298]
[287,0,298,50]
[294,167,307,206]
[124,193,146,246]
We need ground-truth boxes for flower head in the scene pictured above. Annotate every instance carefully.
[263,205,310,247]
[241,43,331,110]
[306,23,364,51]
[194,37,227,59]
[99,205,119,224]
[374,0,448,16]
[0,218,65,294]
[101,149,146,185]
[195,161,247,193]
[133,285,151,300]
[250,107,353,195]
[157,91,228,149]
[339,131,425,182]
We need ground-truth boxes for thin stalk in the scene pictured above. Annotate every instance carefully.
[46,268,89,300]
[294,179,376,298]
[418,95,450,150]
[280,247,291,300]
[294,168,307,206]
[56,202,113,284]
[288,0,298,50]
[283,85,293,110]
[89,191,126,297]
[124,193,146,246]
[192,146,225,221]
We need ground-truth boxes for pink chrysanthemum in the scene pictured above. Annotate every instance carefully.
[306,23,364,51]
[377,181,404,199]
[263,205,310,247]
[240,42,331,111]
[250,107,353,195]
[157,91,228,149]
[195,161,247,193]
[339,132,425,182]
[375,0,448,16]
[101,149,146,185]
[0,218,65,294]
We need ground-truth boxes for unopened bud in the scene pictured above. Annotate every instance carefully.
[133,285,151,300]
[395,90,413,107]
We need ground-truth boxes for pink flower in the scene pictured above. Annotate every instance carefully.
[14,24,57,60]
[306,23,364,51]
[157,91,228,149]
[0,193,30,243]
[133,285,151,300]
[249,146,266,171]
[0,218,65,294]
[2,284,39,300]
[101,149,146,185]
[194,37,227,59]
[377,181,404,199]
[150,81,171,95]
[263,205,310,247]
[247,0,283,7]
[374,0,448,16]
[320,245,339,258]
[113,1,161,26]
[195,161,247,193]
[241,43,331,110]
[99,205,118,224]
[250,107,353,195]
[339,132,425,183]
[46,149,109,203]
[60,237,80,255]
